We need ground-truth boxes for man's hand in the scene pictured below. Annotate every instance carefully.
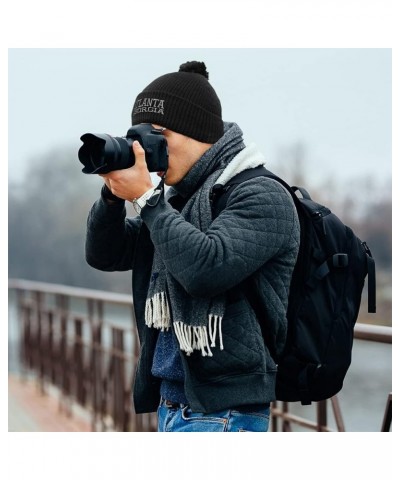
[99,141,154,201]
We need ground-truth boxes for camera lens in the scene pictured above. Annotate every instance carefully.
[78,124,169,174]
[78,134,133,174]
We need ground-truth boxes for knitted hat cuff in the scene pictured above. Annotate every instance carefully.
[132,91,223,143]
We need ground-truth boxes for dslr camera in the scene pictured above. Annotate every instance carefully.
[78,124,169,174]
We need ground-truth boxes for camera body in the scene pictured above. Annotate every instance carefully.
[78,124,169,174]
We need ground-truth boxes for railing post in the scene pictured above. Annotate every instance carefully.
[330,395,346,432]
[35,291,45,395]
[19,290,33,375]
[88,298,104,431]
[58,294,71,416]
[317,400,328,432]
[74,318,85,406]
[90,321,103,432]
[282,402,292,432]
[381,393,392,432]
[271,401,278,431]
[47,310,56,384]
[111,327,129,432]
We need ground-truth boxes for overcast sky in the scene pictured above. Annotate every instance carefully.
[8,48,391,189]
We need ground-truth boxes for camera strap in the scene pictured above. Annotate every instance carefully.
[146,175,166,208]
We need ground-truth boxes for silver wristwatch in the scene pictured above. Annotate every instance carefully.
[132,188,159,215]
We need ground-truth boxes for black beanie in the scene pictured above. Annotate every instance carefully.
[131,61,224,144]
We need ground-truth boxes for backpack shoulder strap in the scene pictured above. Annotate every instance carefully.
[362,241,377,313]
[210,165,269,217]
[210,165,305,361]
[210,165,310,218]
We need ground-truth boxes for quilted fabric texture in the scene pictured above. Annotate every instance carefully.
[142,176,299,316]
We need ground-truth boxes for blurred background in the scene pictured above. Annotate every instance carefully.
[8,48,392,432]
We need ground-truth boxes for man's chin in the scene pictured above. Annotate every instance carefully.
[159,172,175,186]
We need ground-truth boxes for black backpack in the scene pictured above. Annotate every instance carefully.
[211,166,376,405]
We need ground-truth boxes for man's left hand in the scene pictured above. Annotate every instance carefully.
[99,141,154,201]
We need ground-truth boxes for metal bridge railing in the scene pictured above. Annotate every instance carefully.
[8,279,392,432]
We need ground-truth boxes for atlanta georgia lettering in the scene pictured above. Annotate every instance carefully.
[134,98,165,114]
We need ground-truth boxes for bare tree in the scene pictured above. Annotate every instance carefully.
[8,146,131,293]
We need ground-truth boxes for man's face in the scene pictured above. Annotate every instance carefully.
[151,124,212,186]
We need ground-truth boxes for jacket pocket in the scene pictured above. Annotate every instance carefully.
[184,297,268,381]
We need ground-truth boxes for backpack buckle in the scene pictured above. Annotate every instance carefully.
[332,253,348,268]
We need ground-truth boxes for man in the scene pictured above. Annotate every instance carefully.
[85,61,300,432]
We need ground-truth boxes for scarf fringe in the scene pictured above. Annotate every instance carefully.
[173,315,224,357]
[145,292,171,331]
[145,295,224,357]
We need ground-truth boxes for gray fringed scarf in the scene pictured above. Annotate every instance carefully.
[145,122,267,357]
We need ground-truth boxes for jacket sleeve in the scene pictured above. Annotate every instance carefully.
[85,193,142,272]
[140,177,298,297]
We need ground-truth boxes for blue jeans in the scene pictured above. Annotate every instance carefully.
[157,399,270,432]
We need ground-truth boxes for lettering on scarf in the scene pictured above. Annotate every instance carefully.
[134,98,165,115]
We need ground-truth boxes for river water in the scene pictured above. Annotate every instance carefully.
[8,290,391,432]
[285,339,392,431]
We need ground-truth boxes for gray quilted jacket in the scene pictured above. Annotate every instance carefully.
[86,146,300,414]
